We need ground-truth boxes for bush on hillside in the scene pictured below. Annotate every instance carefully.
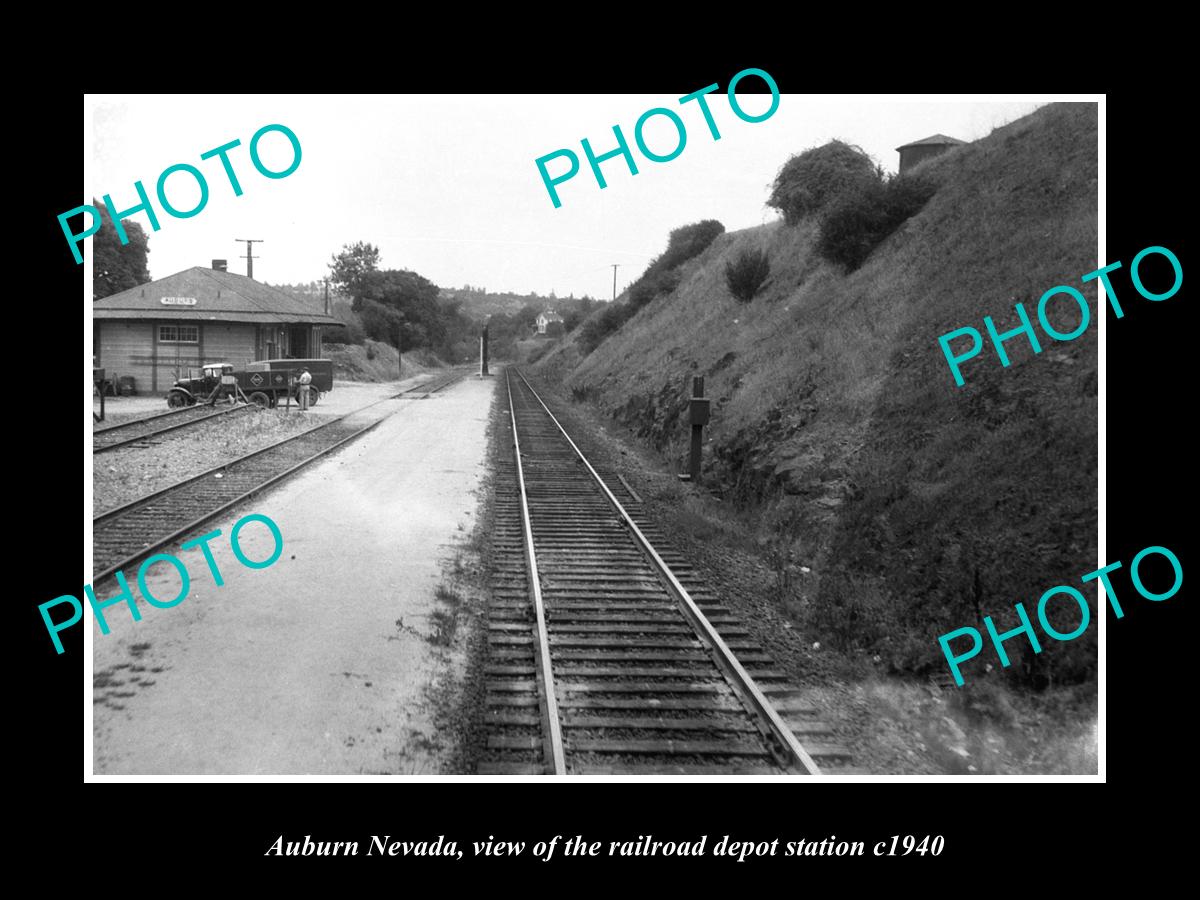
[330,298,367,345]
[627,280,657,311]
[725,249,771,302]
[628,269,682,311]
[629,220,723,306]
[817,174,937,270]
[768,141,880,225]
[560,297,601,333]
[578,301,634,354]
[526,342,553,364]
[657,220,726,271]
[578,271,676,354]
[816,182,888,270]
[341,318,367,345]
[577,219,724,355]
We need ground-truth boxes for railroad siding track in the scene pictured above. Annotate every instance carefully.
[92,369,468,583]
[479,370,852,776]
[93,404,254,453]
[93,420,373,581]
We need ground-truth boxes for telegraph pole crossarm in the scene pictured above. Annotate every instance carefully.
[235,238,264,279]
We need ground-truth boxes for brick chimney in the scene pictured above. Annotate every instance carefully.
[212,259,228,272]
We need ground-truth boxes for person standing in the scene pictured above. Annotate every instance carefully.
[297,367,313,411]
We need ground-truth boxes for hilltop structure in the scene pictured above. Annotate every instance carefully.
[895,134,966,173]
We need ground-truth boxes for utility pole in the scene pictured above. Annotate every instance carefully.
[323,279,330,314]
[236,238,263,279]
[611,264,620,301]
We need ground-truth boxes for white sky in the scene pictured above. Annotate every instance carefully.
[85,94,1045,299]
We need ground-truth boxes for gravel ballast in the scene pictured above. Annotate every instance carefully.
[93,408,322,515]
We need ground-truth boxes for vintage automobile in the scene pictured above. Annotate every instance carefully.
[167,359,334,408]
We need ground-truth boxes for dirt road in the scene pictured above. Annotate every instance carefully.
[91,374,495,775]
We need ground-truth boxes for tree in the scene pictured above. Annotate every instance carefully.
[767,141,881,225]
[359,298,405,345]
[816,173,938,271]
[329,241,381,311]
[361,268,444,350]
[561,296,599,332]
[516,301,543,331]
[92,198,150,299]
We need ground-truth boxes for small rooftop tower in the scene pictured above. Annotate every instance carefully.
[895,134,966,173]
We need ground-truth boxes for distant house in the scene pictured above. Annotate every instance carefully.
[895,134,966,173]
[535,309,564,334]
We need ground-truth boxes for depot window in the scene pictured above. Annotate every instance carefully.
[159,325,199,343]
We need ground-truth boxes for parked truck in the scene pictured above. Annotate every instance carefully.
[167,359,334,408]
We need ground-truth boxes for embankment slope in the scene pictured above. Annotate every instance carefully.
[537,103,1098,680]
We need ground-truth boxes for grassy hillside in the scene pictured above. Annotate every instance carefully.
[536,103,1098,686]
[324,341,444,382]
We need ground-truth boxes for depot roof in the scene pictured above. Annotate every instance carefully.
[92,267,342,325]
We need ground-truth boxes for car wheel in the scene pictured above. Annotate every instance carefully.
[167,391,190,408]
[248,391,271,409]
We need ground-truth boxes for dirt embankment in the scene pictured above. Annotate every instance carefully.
[520,371,1096,774]
[325,341,445,383]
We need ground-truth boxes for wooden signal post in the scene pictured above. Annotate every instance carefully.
[680,375,709,483]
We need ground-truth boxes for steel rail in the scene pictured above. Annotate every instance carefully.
[92,419,386,583]
[92,369,469,580]
[94,370,467,525]
[93,404,255,454]
[93,403,215,434]
[93,418,348,527]
[505,369,567,775]
[512,368,821,776]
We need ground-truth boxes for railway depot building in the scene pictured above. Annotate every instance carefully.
[93,262,341,394]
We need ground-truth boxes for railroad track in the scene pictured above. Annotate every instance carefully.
[93,403,255,454]
[479,369,851,775]
[91,370,467,582]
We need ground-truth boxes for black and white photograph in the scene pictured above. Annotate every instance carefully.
[75,90,1111,780]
